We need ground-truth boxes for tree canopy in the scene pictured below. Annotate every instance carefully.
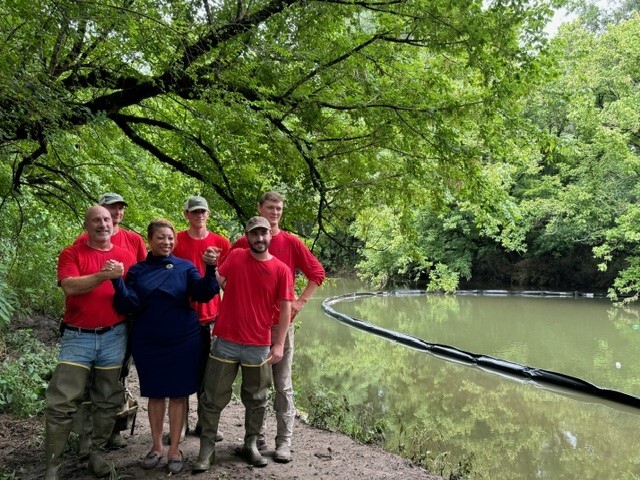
[1,0,567,307]
[27,0,640,310]
[2,0,555,222]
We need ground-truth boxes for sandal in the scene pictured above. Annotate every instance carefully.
[142,450,162,469]
[168,450,184,474]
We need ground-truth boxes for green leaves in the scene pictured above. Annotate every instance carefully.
[1,0,569,296]
[0,330,58,417]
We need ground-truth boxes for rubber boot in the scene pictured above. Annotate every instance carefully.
[192,437,216,474]
[239,362,271,468]
[44,422,72,480]
[196,393,224,441]
[192,358,238,473]
[107,430,127,450]
[88,367,123,478]
[73,401,93,460]
[241,435,268,467]
[107,372,127,449]
[44,363,91,480]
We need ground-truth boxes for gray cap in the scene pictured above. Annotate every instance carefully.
[98,193,128,206]
[245,216,271,232]
[184,195,210,212]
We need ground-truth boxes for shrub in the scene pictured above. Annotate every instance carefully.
[0,266,16,331]
[0,329,58,417]
[303,388,387,445]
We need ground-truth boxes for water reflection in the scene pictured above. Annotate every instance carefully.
[294,279,640,479]
[328,291,640,396]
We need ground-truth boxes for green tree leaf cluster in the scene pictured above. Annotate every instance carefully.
[512,8,640,296]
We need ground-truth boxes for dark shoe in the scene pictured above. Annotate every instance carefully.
[141,451,162,470]
[274,443,292,463]
[167,450,184,474]
[163,430,186,445]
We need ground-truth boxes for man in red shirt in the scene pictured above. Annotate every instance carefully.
[192,216,294,472]
[231,191,325,463]
[73,192,146,454]
[172,195,230,438]
[44,206,136,480]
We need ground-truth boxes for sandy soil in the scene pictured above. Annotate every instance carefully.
[1,318,444,480]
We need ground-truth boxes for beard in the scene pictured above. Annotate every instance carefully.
[249,240,269,254]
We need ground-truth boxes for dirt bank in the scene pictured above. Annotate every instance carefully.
[2,316,444,480]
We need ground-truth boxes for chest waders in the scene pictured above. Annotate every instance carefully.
[192,357,272,472]
[44,363,123,479]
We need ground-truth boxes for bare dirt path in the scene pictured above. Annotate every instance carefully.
[2,317,444,480]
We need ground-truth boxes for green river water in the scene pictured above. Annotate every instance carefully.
[293,279,640,479]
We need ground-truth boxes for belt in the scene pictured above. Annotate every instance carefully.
[62,323,122,335]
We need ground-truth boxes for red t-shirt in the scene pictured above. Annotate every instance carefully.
[214,249,294,346]
[232,230,325,322]
[74,228,147,262]
[172,230,231,323]
[57,243,136,328]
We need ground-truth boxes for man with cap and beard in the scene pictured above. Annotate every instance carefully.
[192,216,294,473]
[230,191,325,463]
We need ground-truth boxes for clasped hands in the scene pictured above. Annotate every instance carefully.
[101,260,124,279]
[202,246,221,266]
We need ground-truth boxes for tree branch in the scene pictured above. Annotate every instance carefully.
[111,114,247,218]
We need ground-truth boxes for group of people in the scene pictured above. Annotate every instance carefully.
[43,191,325,479]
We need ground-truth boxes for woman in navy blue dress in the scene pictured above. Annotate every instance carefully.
[112,218,219,474]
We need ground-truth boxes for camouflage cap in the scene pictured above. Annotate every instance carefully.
[98,193,128,206]
[184,195,210,212]
[245,216,271,232]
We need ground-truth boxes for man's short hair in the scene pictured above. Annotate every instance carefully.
[259,191,284,205]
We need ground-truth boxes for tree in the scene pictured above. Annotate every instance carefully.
[513,9,640,295]
[1,0,556,232]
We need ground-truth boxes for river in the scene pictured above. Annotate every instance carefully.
[293,279,640,479]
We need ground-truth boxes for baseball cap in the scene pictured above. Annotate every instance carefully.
[245,216,271,232]
[184,195,210,212]
[98,193,128,206]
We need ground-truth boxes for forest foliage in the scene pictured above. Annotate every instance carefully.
[1,0,640,314]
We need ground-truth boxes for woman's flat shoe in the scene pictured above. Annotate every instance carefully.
[168,450,184,474]
[142,451,162,469]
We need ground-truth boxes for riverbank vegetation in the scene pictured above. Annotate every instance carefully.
[2,0,640,477]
